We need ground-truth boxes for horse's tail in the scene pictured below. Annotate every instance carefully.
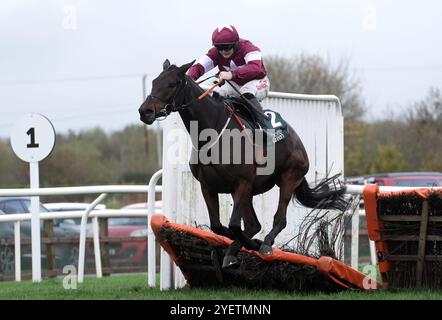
[293,174,349,211]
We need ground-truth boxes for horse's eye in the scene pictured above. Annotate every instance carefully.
[168,82,178,88]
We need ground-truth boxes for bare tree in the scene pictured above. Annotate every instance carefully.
[403,87,442,171]
[265,53,368,176]
[265,54,366,122]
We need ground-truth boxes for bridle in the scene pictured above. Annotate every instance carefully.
[145,75,224,121]
[146,79,187,120]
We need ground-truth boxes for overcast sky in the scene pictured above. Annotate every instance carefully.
[1,0,441,138]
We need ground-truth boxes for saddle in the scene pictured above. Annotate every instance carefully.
[211,92,256,128]
[222,96,289,144]
[219,96,259,129]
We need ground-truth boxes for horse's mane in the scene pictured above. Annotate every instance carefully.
[166,63,236,112]
[183,73,226,107]
[165,62,223,98]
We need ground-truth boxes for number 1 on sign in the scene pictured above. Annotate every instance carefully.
[26,127,39,148]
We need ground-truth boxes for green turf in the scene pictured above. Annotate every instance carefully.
[0,274,442,300]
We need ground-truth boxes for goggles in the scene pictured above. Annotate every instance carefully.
[215,43,235,51]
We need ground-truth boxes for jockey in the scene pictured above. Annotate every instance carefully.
[186,24,270,128]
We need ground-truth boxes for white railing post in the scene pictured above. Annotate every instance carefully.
[30,161,41,282]
[14,221,21,282]
[347,185,383,268]
[78,193,108,283]
[161,113,181,290]
[369,239,377,265]
[147,169,163,287]
[92,216,102,278]
[350,202,360,270]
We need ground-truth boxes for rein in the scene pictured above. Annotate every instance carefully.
[195,72,220,85]
[197,80,224,100]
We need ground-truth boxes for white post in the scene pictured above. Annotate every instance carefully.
[30,161,41,282]
[92,216,102,278]
[160,114,180,290]
[14,221,21,282]
[10,113,56,281]
[369,239,377,265]
[350,202,360,270]
[77,193,107,283]
[147,169,163,287]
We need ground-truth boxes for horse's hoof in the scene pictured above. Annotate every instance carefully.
[222,255,238,268]
[259,244,273,255]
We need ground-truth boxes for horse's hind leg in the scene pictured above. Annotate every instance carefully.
[200,185,235,240]
[259,173,304,255]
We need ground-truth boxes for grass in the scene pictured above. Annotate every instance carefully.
[0,274,442,300]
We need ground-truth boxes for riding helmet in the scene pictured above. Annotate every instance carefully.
[212,25,239,45]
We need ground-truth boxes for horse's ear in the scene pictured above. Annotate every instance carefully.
[163,59,171,71]
[178,60,196,75]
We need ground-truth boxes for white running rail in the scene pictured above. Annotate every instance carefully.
[0,184,162,282]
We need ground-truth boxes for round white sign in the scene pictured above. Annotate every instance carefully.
[10,113,56,162]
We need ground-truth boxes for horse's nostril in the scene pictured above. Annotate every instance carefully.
[139,107,155,125]
[139,108,153,116]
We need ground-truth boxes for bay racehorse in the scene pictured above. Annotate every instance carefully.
[139,60,347,267]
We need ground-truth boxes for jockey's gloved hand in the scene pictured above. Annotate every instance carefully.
[219,71,233,81]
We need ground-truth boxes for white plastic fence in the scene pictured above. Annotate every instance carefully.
[0,184,162,282]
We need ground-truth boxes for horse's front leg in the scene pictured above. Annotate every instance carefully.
[259,173,304,255]
[222,204,263,268]
[222,180,261,267]
[200,185,234,240]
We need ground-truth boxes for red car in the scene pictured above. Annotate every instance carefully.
[44,201,162,269]
[347,172,442,187]
[366,172,442,187]
[107,201,162,266]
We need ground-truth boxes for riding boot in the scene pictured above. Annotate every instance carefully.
[242,93,268,129]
